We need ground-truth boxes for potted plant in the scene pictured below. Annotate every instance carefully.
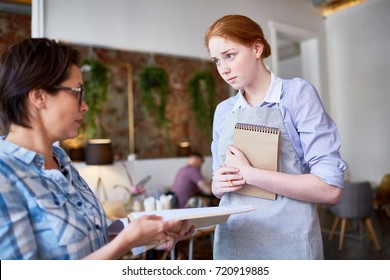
[139,66,169,127]
[139,66,173,155]
[80,58,110,139]
[61,58,110,160]
[187,70,217,135]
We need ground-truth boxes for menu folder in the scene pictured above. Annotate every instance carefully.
[128,205,255,255]
[233,122,280,200]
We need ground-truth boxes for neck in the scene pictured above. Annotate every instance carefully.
[243,66,271,106]
[6,125,58,169]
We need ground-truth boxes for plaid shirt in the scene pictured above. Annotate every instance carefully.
[0,138,108,259]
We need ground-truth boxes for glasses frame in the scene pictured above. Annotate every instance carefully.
[50,85,84,106]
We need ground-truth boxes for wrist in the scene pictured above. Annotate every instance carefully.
[241,165,256,185]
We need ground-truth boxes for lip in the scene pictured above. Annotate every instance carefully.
[226,76,237,83]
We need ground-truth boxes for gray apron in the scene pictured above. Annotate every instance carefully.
[214,105,323,260]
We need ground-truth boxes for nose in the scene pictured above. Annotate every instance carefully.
[80,100,89,113]
[219,61,231,75]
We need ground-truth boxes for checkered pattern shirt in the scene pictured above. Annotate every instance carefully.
[0,138,108,259]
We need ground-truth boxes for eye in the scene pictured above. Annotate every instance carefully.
[226,53,235,60]
[212,58,221,66]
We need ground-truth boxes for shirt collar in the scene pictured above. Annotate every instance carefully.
[0,136,44,167]
[265,72,282,104]
[232,72,282,113]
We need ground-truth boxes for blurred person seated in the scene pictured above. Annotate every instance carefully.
[171,152,212,208]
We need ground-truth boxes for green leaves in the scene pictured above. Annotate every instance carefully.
[80,58,110,139]
[188,70,217,133]
[139,66,169,127]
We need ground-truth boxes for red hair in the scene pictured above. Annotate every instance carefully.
[204,15,271,59]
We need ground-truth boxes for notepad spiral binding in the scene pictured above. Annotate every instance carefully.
[235,123,280,134]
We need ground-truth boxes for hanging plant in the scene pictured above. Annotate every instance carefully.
[139,66,169,127]
[139,66,173,156]
[188,70,217,133]
[80,58,110,139]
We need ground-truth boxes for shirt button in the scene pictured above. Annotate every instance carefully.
[77,201,82,207]
[95,224,101,230]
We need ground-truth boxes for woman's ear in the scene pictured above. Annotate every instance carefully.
[28,89,46,109]
[254,41,264,59]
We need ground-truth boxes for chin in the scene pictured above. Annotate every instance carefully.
[229,84,241,91]
[64,132,79,141]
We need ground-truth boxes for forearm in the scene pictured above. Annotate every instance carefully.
[242,166,342,204]
[82,233,134,260]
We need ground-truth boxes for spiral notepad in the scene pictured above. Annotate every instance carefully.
[233,123,280,200]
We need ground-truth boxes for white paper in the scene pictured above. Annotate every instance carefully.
[129,205,255,255]
[130,205,254,222]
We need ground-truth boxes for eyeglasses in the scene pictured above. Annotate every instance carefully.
[50,85,84,106]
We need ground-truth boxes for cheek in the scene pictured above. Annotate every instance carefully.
[238,59,257,80]
[234,62,245,74]
[216,66,224,77]
[50,105,76,128]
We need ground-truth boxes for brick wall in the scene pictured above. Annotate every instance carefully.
[0,12,230,159]
[0,11,31,55]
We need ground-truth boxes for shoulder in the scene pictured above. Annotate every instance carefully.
[0,150,26,201]
[181,165,199,173]
[213,94,238,131]
[215,94,237,113]
[281,78,321,102]
[280,77,324,114]
[0,141,27,181]
[179,165,202,176]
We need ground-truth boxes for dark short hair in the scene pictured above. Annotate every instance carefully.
[189,151,204,162]
[0,38,81,133]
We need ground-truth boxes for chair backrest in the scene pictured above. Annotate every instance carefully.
[329,181,373,219]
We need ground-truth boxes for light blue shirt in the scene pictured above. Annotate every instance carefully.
[0,138,108,259]
[212,73,346,188]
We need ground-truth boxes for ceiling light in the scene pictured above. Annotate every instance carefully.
[312,0,366,17]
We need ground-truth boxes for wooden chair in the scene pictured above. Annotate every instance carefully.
[164,196,215,260]
[328,181,381,251]
[374,174,390,216]
[187,226,215,260]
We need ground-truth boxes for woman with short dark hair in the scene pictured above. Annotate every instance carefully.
[0,38,193,260]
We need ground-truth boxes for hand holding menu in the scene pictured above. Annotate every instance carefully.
[128,205,255,255]
[233,122,280,200]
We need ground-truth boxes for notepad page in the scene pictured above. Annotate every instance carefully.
[233,123,280,200]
